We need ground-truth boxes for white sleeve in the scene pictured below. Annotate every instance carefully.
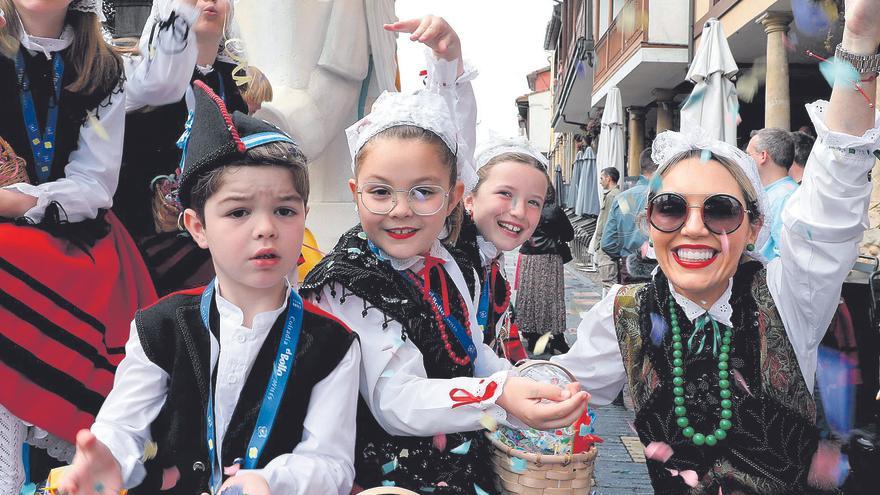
[423,48,477,158]
[309,288,511,437]
[124,0,200,112]
[91,321,169,489]
[244,342,360,495]
[5,88,125,223]
[0,404,27,493]
[769,100,880,391]
[551,286,627,406]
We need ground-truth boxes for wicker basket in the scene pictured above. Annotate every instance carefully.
[0,136,30,187]
[487,361,598,494]
[487,432,597,494]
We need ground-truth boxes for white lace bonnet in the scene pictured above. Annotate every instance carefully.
[69,0,105,21]
[651,129,770,262]
[474,132,549,171]
[345,90,476,188]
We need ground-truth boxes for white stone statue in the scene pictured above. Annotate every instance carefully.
[234,0,398,250]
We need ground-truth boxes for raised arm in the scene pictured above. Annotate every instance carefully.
[770,0,880,388]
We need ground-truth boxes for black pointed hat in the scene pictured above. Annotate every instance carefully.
[177,80,298,207]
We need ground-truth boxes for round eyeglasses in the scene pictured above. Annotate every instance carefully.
[356,182,450,216]
[648,193,751,235]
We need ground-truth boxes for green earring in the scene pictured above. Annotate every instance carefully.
[746,243,755,252]
[649,239,654,247]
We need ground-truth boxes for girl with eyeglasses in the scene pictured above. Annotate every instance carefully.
[553,1,880,491]
[300,16,588,494]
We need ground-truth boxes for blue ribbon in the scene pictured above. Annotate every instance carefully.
[200,279,303,493]
[476,275,490,327]
[15,50,64,184]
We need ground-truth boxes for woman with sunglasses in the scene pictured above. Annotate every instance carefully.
[553,0,880,492]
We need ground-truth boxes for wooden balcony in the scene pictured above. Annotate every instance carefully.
[593,0,649,91]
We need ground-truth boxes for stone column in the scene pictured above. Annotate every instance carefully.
[627,106,646,177]
[653,89,676,133]
[760,12,793,130]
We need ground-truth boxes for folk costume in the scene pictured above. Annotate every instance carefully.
[0,1,157,491]
[301,53,513,495]
[92,82,360,494]
[113,1,248,295]
[553,101,879,493]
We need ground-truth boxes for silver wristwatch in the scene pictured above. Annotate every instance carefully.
[834,43,880,75]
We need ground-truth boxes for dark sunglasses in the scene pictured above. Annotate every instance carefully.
[648,193,751,235]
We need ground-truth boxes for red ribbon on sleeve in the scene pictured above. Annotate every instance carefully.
[449,381,499,409]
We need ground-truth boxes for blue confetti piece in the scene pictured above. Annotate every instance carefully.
[792,0,834,36]
[380,369,395,378]
[576,60,586,78]
[94,482,105,494]
[819,58,859,89]
[449,440,472,455]
[382,458,398,474]
[650,312,669,346]
[19,483,36,495]
[420,487,437,493]
[700,149,713,163]
[510,457,527,473]
[221,487,245,495]
[649,174,662,194]
[474,483,491,495]
[382,480,396,486]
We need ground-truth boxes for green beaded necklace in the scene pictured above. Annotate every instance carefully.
[668,298,734,446]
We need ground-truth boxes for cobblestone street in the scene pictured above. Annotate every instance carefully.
[510,253,653,494]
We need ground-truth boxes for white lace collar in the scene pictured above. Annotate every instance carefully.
[196,64,215,76]
[371,239,451,272]
[17,21,74,60]
[476,235,501,268]
[667,279,734,328]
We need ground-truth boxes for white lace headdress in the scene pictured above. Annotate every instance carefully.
[69,0,105,21]
[651,129,770,262]
[474,132,549,171]
[346,90,475,188]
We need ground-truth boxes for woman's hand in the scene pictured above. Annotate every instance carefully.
[0,189,36,218]
[496,377,590,430]
[385,16,463,69]
[842,0,880,54]
[57,430,125,495]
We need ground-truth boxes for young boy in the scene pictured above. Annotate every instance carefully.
[59,81,360,495]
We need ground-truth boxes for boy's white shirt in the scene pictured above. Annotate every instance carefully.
[91,284,360,494]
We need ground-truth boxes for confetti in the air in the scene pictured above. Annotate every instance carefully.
[650,312,669,346]
[449,440,472,455]
[474,483,491,495]
[381,458,398,475]
[480,413,498,432]
[532,332,552,355]
[510,457,527,473]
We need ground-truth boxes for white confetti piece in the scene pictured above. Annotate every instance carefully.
[479,413,498,432]
[532,332,552,355]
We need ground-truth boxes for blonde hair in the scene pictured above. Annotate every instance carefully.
[655,149,762,225]
[0,2,123,96]
[242,66,273,108]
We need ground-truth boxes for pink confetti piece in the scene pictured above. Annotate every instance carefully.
[667,468,699,487]
[432,433,447,452]
[731,369,754,397]
[645,441,674,462]
[223,463,241,476]
[161,466,180,490]
[719,231,730,259]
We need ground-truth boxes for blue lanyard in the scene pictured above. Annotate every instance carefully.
[477,275,490,327]
[200,279,303,493]
[401,270,478,362]
[15,50,64,184]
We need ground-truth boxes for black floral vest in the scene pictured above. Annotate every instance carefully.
[613,262,818,494]
[301,225,498,495]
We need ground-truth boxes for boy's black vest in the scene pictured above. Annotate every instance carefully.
[302,226,499,495]
[130,288,356,495]
[0,48,122,186]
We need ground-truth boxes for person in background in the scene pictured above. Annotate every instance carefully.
[790,130,815,185]
[517,186,575,355]
[746,127,798,261]
[242,65,273,115]
[593,167,620,294]
[601,148,658,283]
